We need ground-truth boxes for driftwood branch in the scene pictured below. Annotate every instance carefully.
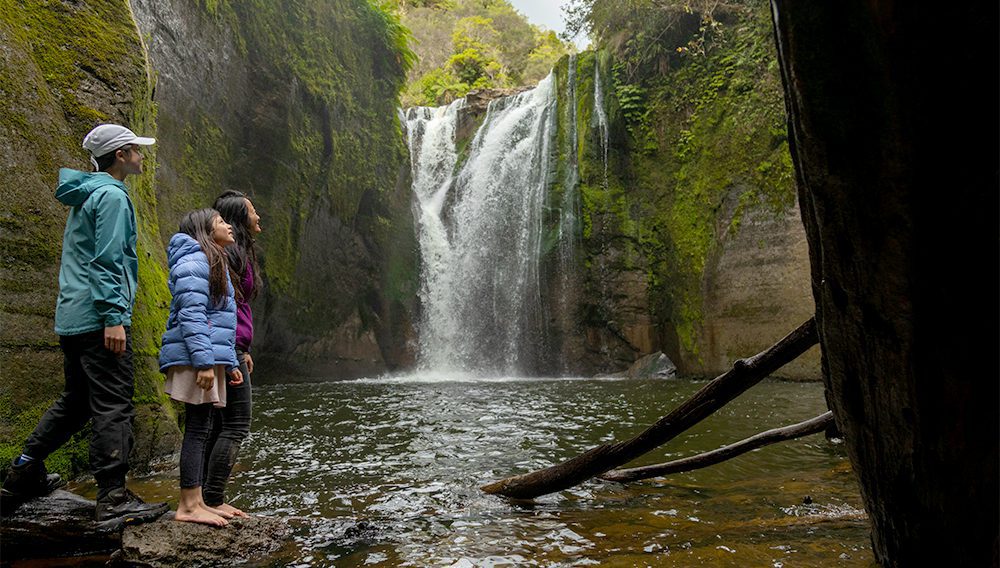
[481,317,818,499]
[598,411,834,483]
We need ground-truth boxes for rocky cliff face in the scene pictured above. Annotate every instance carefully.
[130,0,418,382]
[0,0,417,478]
[544,9,819,379]
[700,195,819,377]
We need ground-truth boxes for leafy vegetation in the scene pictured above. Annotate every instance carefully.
[389,0,574,106]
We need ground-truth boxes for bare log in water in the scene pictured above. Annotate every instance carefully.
[480,318,818,499]
[598,411,834,483]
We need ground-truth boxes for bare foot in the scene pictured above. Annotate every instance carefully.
[201,503,234,519]
[175,506,229,527]
[214,503,249,518]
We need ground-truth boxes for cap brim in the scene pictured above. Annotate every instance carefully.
[133,136,156,145]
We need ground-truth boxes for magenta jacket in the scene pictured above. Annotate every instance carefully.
[235,263,254,352]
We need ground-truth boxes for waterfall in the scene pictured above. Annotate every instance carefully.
[555,54,581,374]
[558,54,580,268]
[591,59,612,361]
[593,59,610,189]
[404,99,465,372]
[404,74,558,375]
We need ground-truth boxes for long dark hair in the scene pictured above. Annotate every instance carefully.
[213,190,261,301]
[178,208,229,306]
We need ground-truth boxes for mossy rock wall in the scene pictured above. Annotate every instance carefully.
[0,0,179,479]
[131,0,418,381]
[548,2,819,378]
[0,0,417,482]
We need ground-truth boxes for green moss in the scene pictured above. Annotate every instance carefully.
[0,0,145,132]
[0,0,178,479]
[557,2,795,363]
[172,0,418,335]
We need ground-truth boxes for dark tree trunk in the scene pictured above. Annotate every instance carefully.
[600,411,834,483]
[482,319,818,498]
[769,2,999,566]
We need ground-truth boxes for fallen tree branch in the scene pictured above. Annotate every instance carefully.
[481,317,818,499]
[598,411,834,483]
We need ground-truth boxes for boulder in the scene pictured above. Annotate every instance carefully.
[1,490,292,566]
[0,490,127,559]
[626,351,678,379]
[112,514,292,567]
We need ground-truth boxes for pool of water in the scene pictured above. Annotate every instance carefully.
[75,375,873,566]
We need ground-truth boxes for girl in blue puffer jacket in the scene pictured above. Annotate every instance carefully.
[159,208,243,527]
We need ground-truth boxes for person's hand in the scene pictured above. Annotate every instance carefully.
[104,325,126,355]
[228,368,243,386]
[196,368,215,390]
[244,353,254,375]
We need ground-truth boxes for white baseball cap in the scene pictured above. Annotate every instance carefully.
[82,124,156,170]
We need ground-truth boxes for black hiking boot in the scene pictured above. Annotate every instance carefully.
[95,487,168,526]
[0,459,66,515]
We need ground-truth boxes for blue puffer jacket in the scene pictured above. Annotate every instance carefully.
[158,233,239,372]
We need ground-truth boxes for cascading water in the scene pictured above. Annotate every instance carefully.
[553,54,581,374]
[404,75,558,375]
[591,59,613,361]
[558,54,580,275]
[404,99,465,372]
[593,60,610,189]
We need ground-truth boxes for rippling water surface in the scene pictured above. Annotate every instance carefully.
[89,376,873,566]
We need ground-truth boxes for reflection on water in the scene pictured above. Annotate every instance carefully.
[85,377,873,566]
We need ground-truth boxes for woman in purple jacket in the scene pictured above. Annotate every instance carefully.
[200,190,262,518]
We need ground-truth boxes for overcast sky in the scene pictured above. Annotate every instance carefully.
[507,0,590,50]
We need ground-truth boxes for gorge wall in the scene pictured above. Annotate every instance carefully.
[543,3,818,379]
[0,0,417,477]
[130,0,418,382]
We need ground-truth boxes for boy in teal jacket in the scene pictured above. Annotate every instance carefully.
[1,124,167,525]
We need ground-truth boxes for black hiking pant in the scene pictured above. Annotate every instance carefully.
[201,350,252,506]
[22,328,134,496]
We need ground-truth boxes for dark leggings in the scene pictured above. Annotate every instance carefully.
[201,352,252,506]
[180,403,214,489]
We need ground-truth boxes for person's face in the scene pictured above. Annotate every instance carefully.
[211,214,235,246]
[117,144,144,175]
[245,198,262,234]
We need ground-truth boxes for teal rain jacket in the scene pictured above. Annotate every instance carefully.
[53,168,138,335]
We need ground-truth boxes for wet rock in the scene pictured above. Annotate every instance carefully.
[0,490,126,559]
[626,351,678,379]
[464,87,533,112]
[113,513,291,567]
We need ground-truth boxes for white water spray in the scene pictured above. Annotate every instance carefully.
[404,75,558,375]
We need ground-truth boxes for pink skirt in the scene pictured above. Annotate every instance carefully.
[164,365,228,408]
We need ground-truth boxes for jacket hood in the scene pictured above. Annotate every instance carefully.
[167,233,205,267]
[55,168,127,206]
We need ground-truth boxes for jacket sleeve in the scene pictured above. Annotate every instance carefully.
[173,262,215,370]
[89,189,133,327]
[225,275,239,372]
